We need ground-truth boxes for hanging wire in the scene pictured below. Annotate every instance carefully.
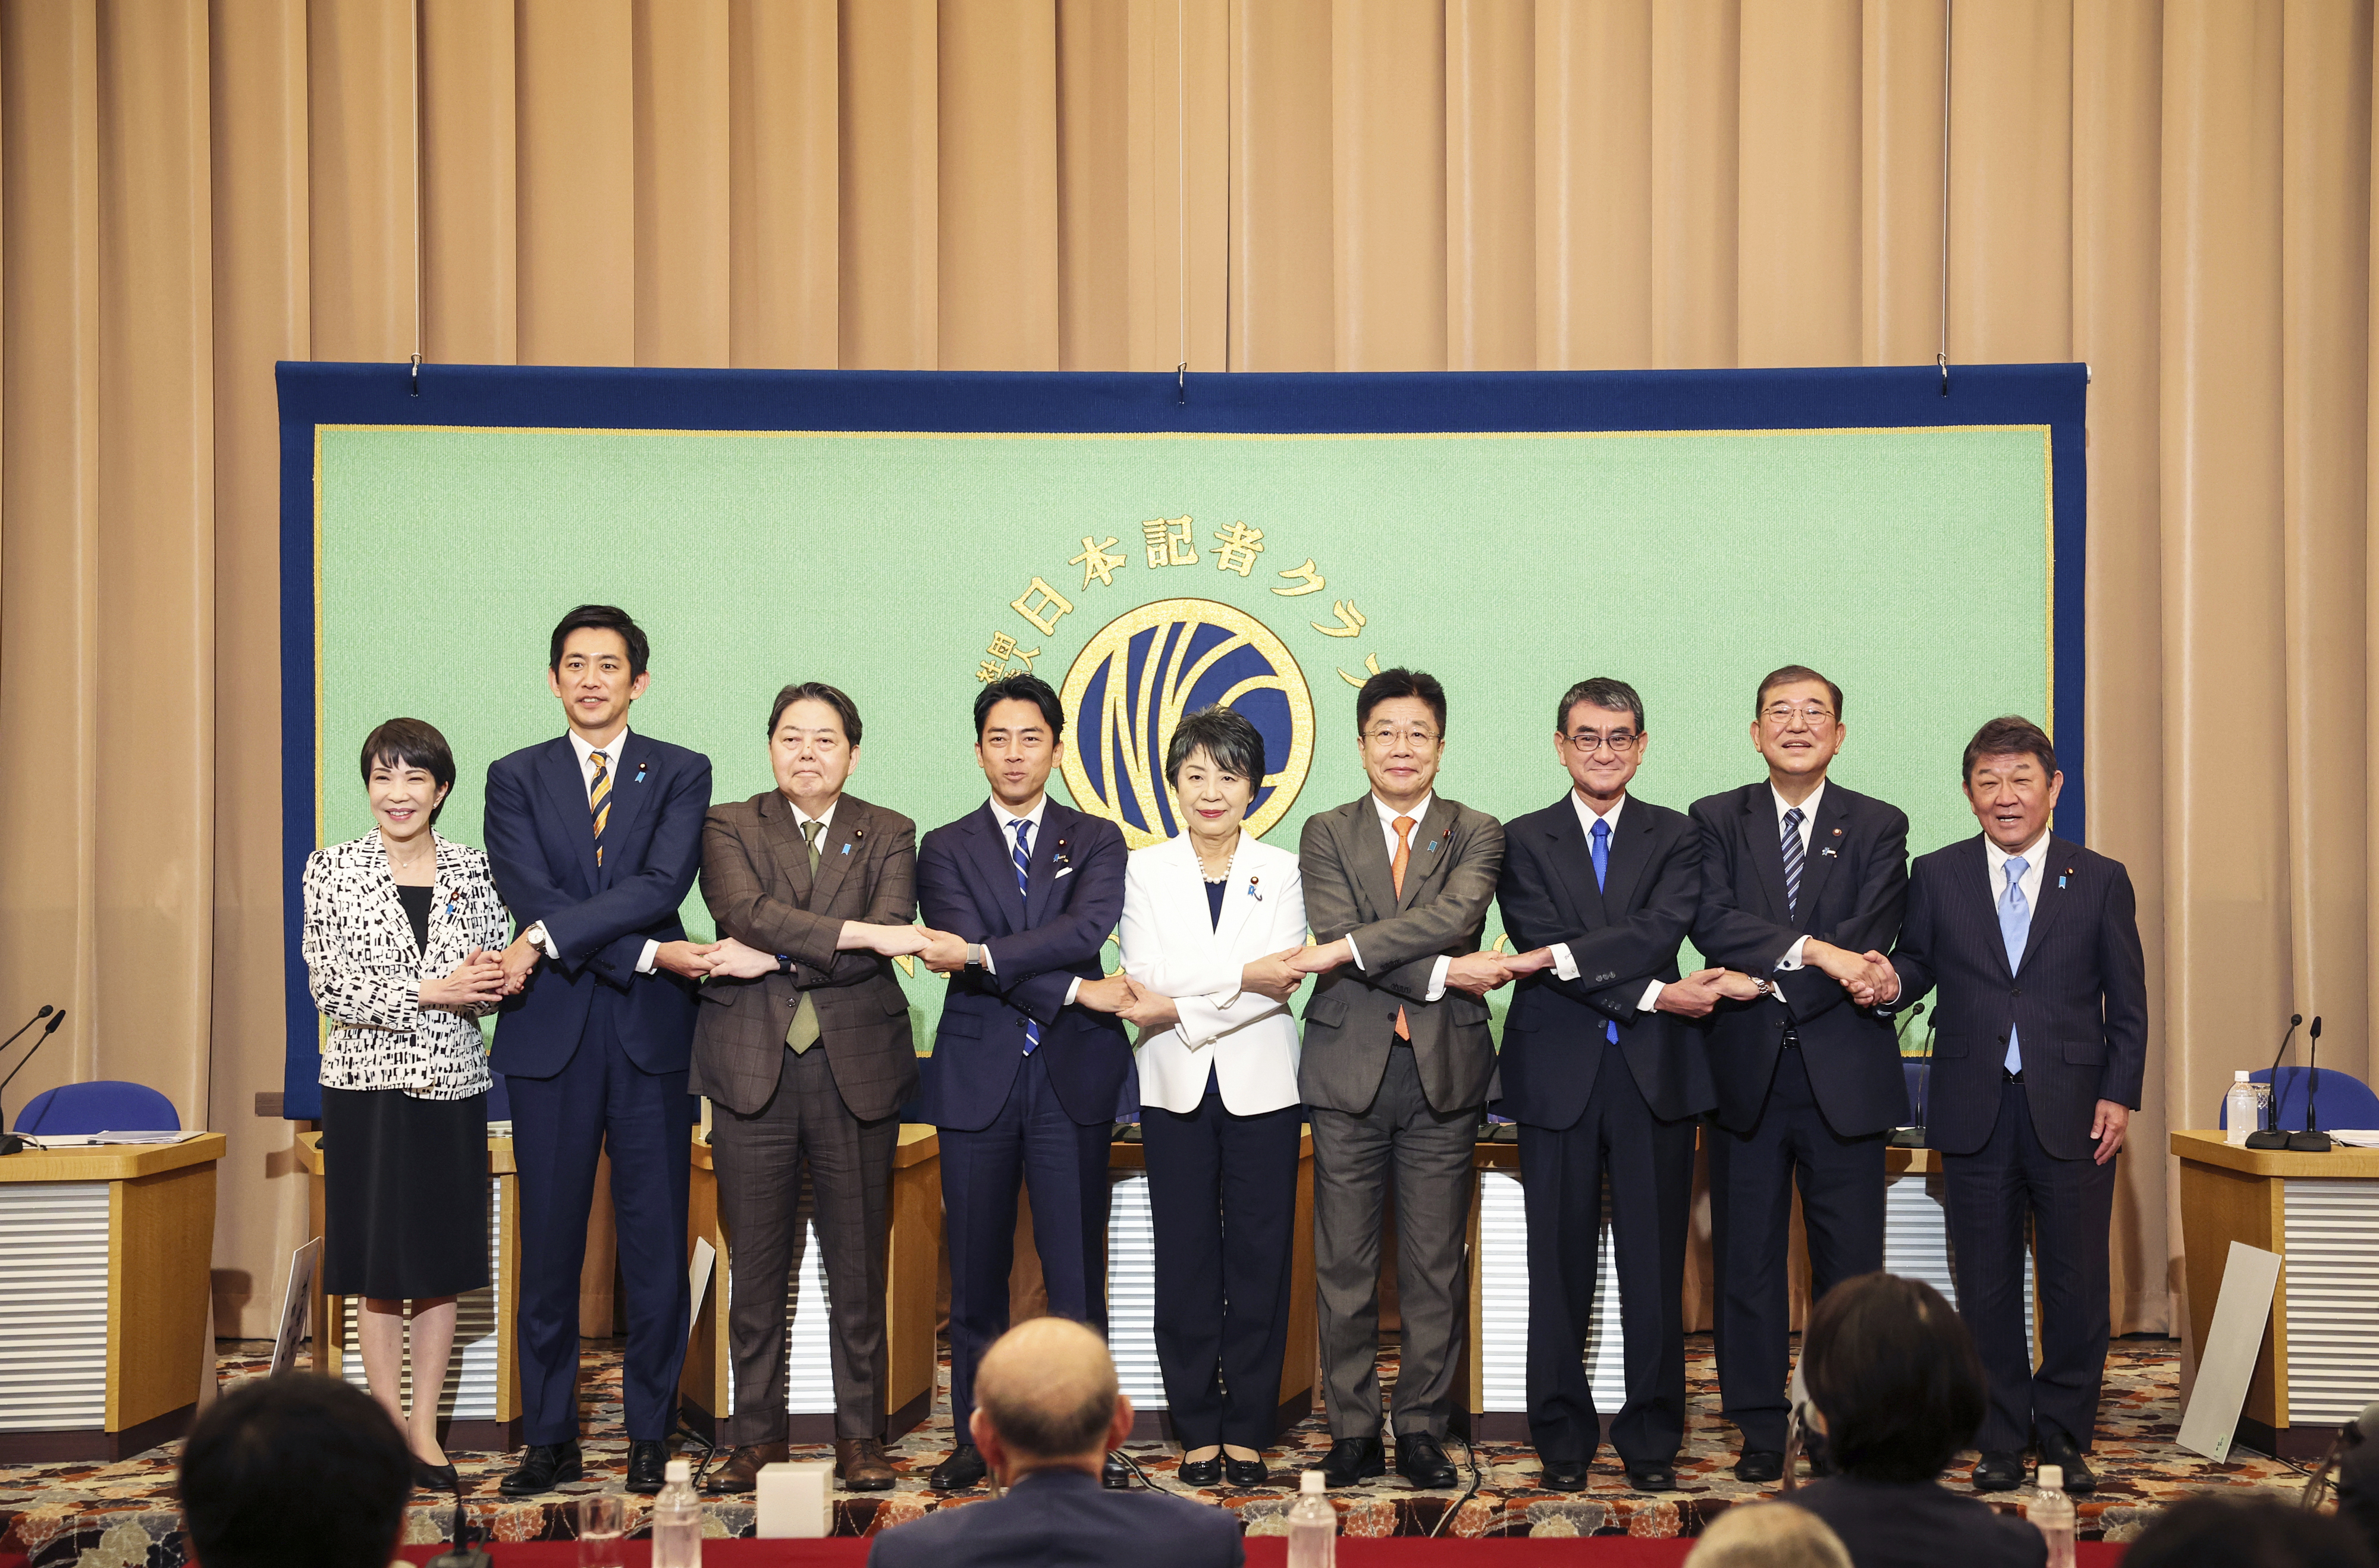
[409,0,426,395]
[1938,0,1952,395]
[1177,0,1190,397]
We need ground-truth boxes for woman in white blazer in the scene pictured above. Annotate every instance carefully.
[1084,706,1308,1488]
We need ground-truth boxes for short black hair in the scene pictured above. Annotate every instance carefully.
[1556,677,1645,735]
[2124,1495,2377,1568]
[1961,714,2057,784]
[974,673,1065,741]
[359,718,456,825]
[548,604,649,680]
[1165,705,1267,787]
[178,1373,412,1568]
[768,681,863,746]
[1355,667,1446,736]
[1803,1272,1985,1482]
[1756,664,1844,719]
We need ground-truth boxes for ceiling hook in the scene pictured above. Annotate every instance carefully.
[1937,351,1950,398]
[1177,362,1187,407]
[409,353,423,398]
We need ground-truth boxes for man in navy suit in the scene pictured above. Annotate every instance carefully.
[1689,664,1909,1483]
[1853,714,2146,1495]
[866,1318,1241,1568]
[483,605,717,1495]
[1497,677,1756,1493]
[912,674,1132,1492]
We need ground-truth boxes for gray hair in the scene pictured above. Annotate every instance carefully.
[1683,1503,1853,1568]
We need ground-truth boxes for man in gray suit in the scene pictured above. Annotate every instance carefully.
[1288,668,1510,1490]
[690,682,932,1494]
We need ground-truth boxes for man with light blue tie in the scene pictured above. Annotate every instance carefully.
[1856,715,2146,1496]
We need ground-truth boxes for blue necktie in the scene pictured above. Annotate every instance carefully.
[1591,818,1618,1044]
[2000,856,2030,1074]
[1011,819,1039,1057]
[1780,806,1805,920]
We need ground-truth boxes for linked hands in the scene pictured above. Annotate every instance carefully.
[421,947,507,1011]
[1805,939,1901,1008]
[1655,967,1767,1018]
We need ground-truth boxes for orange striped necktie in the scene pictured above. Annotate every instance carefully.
[1391,814,1415,1041]
[589,750,611,868]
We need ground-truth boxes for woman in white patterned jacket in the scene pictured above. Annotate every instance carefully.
[301,717,510,1492]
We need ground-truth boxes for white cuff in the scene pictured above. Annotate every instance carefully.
[1638,979,1665,1013]
[1064,976,1082,1007]
[636,939,659,975]
[1345,933,1365,971]
[527,921,558,961]
[1775,937,1808,972]
[1551,942,1579,982]
[980,944,997,974]
[1424,955,1450,1003]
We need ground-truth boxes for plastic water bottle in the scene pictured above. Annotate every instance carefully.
[2032,1464,2075,1568]
[651,1457,703,1568]
[1286,1468,1337,1568]
[2226,1070,2264,1146]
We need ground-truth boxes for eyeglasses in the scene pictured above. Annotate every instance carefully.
[1563,730,1640,755]
[1761,703,1837,726]
[1364,725,1440,749]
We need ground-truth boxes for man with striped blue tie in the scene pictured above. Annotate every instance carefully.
[911,674,1132,1494]
[1688,665,1910,1486]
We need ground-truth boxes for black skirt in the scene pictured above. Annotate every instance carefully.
[321,1085,490,1300]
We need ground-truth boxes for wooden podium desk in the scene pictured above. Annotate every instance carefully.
[0,1134,225,1460]
[2173,1129,2379,1459]
[295,1130,522,1450]
[681,1124,943,1443]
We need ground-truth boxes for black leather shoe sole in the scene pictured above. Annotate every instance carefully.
[1734,1450,1784,1484]
[1539,1462,1589,1492]
[1624,1463,1678,1492]
[1972,1453,2026,1492]
[1394,1443,1458,1490]
[1320,1440,1387,1489]
[930,1447,988,1492]
[1223,1457,1269,1488]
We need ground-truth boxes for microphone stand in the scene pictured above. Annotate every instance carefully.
[2243,1013,2303,1151]
[2287,1016,2332,1153]
[1888,1003,1929,1148]
[0,1008,68,1157]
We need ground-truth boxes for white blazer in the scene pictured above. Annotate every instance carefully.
[1119,830,1308,1115]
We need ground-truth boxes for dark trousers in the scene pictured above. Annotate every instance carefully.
[940,1047,1114,1443]
[1519,1042,1697,1466]
[1141,1088,1303,1451]
[1709,1044,1886,1452]
[1310,1043,1478,1441]
[1944,1080,2118,1454]
[508,1008,696,1445]
[710,1044,900,1444]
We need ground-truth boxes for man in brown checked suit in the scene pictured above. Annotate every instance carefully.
[1287,668,1512,1491]
[690,682,934,1493]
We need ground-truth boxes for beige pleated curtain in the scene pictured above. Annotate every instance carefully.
[0,0,2367,1339]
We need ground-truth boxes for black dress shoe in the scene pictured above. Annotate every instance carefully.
[413,1459,460,1492]
[1539,1459,1589,1491]
[1320,1435,1386,1488]
[1176,1454,1222,1487]
[930,1444,988,1492]
[1624,1461,1678,1492]
[2036,1432,2097,1494]
[1734,1449,1784,1484]
[498,1442,582,1496]
[1972,1450,2026,1492]
[1223,1455,1270,1488]
[1103,1452,1134,1489]
[1394,1431,1459,1490]
[623,1440,670,1495]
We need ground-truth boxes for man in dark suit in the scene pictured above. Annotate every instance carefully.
[689,682,928,1494]
[1689,664,1909,1484]
[1287,668,1508,1490]
[1497,677,1757,1493]
[911,674,1132,1492]
[483,605,717,1495]
[865,1318,1242,1568]
[1853,715,2146,1494]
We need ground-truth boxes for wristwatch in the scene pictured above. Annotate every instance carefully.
[964,944,984,970]
[776,953,795,975]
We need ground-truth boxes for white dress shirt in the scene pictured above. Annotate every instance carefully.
[1546,793,1669,1015]
[978,794,1083,1007]
[1766,778,1828,982]
[1342,793,1450,1002]
[526,725,658,973]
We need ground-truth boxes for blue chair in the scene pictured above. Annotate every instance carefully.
[2217,1065,2379,1132]
[14,1080,180,1136]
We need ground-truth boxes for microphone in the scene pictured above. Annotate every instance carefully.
[0,1008,68,1157]
[2242,1013,2303,1151]
[2288,1016,2332,1152]
[421,1467,491,1568]
[2302,1395,2379,1511]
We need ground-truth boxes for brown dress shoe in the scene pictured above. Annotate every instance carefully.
[705,1441,789,1494]
[836,1436,899,1491]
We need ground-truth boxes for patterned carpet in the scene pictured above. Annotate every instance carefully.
[0,1334,2304,1563]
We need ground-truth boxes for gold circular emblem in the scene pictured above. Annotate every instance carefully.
[1058,598,1316,849]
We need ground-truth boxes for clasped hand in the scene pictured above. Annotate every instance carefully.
[420,948,507,1010]
[1805,940,1900,1008]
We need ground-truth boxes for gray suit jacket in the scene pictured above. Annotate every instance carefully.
[689,790,918,1120]
[1297,793,1506,1114]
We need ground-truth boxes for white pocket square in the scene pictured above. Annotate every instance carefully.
[1053,866,1074,879]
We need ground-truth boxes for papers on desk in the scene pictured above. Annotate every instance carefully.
[2327,1129,2379,1148]
[12,1129,206,1149]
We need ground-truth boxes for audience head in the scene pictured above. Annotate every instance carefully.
[1354,667,1447,809]
[2339,1405,2379,1564]
[971,674,1066,813]
[1802,1271,1985,1483]
[1960,714,2063,851]
[360,717,455,829]
[1752,664,1845,784]
[967,1317,1131,1482]
[2123,1494,2377,1568]
[178,1373,412,1568]
[547,604,651,736]
[1684,1501,1852,1568]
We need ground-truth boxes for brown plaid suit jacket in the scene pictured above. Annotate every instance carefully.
[689,790,919,1120]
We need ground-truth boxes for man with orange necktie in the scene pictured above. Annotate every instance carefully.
[1288,668,1509,1490]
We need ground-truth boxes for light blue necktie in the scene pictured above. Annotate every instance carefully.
[1591,818,1618,1044]
[2000,856,2030,1074]
[1011,819,1039,1057]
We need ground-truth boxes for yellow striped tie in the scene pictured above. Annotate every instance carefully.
[589,750,611,868]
